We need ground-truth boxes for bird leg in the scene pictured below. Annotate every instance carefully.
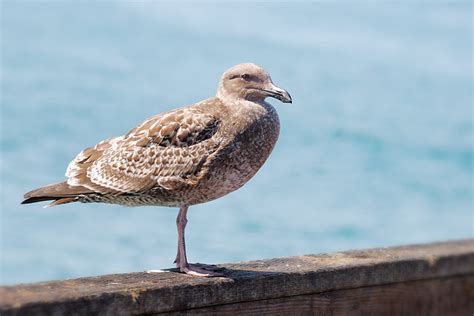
[174,205,224,277]
[173,205,187,266]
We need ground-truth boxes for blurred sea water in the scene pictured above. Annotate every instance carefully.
[1,2,472,284]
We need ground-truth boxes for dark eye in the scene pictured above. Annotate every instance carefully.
[241,74,251,81]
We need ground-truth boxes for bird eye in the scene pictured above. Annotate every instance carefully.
[241,74,251,81]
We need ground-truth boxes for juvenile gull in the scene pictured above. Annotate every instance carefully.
[22,63,292,276]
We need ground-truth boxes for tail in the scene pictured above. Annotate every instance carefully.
[22,182,93,207]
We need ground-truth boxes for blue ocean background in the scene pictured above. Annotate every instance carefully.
[1,2,472,285]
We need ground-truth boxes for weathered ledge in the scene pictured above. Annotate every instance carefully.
[1,239,473,315]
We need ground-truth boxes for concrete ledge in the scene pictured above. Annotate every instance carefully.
[1,239,473,315]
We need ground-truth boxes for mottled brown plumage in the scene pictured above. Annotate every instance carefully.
[22,63,292,276]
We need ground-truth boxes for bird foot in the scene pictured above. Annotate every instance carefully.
[180,263,225,277]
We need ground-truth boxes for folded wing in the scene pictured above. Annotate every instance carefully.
[66,106,221,195]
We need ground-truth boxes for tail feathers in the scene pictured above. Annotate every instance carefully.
[22,181,93,207]
[44,197,78,208]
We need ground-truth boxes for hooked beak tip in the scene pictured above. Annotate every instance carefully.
[264,84,292,104]
[282,92,292,104]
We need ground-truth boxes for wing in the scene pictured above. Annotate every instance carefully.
[65,106,221,195]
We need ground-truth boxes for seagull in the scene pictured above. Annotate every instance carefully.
[22,63,292,276]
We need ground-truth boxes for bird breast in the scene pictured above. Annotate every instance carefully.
[189,101,280,204]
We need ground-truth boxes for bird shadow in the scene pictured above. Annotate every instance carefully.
[150,265,284,280]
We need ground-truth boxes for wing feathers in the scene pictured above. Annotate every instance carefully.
[65,103,222,195]
[22,181,92,205]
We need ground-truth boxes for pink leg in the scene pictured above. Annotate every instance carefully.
[173,206,186,266]
[174,205,223,277]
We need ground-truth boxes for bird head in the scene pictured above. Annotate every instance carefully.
[217,63,292,104]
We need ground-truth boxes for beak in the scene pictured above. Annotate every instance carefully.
[262,83,292,103]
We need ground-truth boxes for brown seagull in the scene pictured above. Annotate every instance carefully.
[22,63,292,276]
